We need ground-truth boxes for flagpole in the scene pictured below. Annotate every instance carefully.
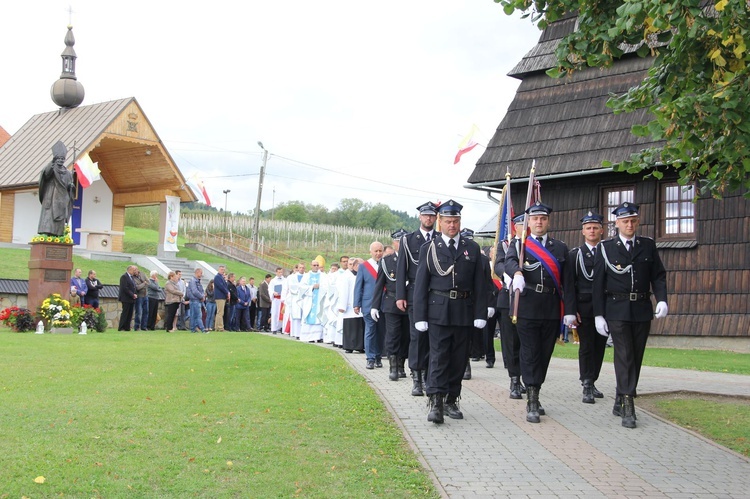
[512,159,536,324]
[490,169,511,280]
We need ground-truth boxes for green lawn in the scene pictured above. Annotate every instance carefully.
[546,341,750,375]
[0,331,437,497]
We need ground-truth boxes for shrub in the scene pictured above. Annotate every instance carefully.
[0,306,35,332]
[71,304,101,331]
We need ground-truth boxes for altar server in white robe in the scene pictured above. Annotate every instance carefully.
[299,260,328,342]
[270,268,286,333]
[284,263,305,339]
[322,263,341,344]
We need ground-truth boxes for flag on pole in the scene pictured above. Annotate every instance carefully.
[454,124,479,164]
[74,153,100,188]
[497,185,515,243]
[186,173,211,206]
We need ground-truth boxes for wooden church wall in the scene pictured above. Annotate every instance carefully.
[505,174,749,338]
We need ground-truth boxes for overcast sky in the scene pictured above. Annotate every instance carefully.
[3,1,541,230]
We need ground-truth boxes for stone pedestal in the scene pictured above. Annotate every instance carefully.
[28,242,74,316]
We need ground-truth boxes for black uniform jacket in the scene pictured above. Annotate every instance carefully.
[413,235,487,327]
[481,253,499,311]
[504,235,571,321]
[564,245,597,319]
[494,239,512,311]
[371,252,405,315]
[395,230,433,302]
[593,236,667,322]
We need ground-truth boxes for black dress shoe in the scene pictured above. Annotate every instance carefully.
[486,360,495,368]
[592,384,604,398]
[344,349,353,353]
[366,360,375,369]
[375,359,383,368]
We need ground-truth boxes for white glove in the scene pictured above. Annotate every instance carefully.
[370,309,380,321]
[563,315,577,327]
[654,301,668,319]
[595,316,609,337]
[511,274,525,292]
[474,319,487,329]
[503,275,512,289]
[487,307,495,318]
[415,321,429,332]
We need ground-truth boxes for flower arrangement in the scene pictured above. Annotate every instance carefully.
[71,303,107,332]
[0,306,35,332]
[30,225,74,244]
[39,293,73,328]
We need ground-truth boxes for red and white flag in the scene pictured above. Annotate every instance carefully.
[454,124,480,164]
[186,173,211,206]
[74,153,100,188]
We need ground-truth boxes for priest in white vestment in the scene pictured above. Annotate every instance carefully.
[283,263,305,339]
[299,260,328,342]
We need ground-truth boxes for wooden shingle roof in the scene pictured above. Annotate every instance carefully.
[468,18,663,185]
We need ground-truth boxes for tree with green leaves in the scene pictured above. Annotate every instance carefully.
[497,0,750,197]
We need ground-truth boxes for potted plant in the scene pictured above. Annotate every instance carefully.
[39,293,74,333]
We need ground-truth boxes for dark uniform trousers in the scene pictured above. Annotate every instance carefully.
[482,315,497,363]
[564,246,608,383]
[372,252,408,359]
[609,320,650,396]
[413,236,487,397]
[498,304,521,377]
[494,242,520,378]
[396,231,431,373]
[504,236,571,389]
[593,235,667,398]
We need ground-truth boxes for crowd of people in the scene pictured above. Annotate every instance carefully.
[96,195,667,430]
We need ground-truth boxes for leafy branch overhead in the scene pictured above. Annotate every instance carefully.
[497,0,750,197]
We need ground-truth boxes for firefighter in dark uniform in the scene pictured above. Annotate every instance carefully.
[505,201,573,423]
[413,200,488,424]
[593,202,668,428]
[396,201,438,396]
[371,229,410,381]
[494,214,527,399]
[461,228,496,381]
[563,211,607,404]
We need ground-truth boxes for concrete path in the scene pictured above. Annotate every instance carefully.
[332,345,750,498]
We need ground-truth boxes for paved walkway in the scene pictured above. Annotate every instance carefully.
[331,344,750,498]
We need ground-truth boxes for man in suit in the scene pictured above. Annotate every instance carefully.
[495,214,527,399]
[118,265,138,331]
[213,265,229,332]
[593,202,668,428]
[257,274,272,332]
[563,211,607,404]
[354,241,385,369]
[396,201,438,396]
[413,200,488,424]
[371,229,410,381]
[505,201,573,423]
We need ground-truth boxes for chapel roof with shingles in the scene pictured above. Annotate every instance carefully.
[467,16,663,186]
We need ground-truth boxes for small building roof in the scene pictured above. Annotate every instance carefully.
[0,97,196,204]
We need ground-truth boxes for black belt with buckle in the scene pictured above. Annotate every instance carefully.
[607,292,651,301]
[431,289,471,300]
[525,284,557,295]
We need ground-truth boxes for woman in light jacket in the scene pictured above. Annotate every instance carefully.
[163,271,184,332]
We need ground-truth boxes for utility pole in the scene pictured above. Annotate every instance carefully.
[223,189,231,235]
[253,142,268,251]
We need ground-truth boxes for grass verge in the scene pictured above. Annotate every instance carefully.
[637,392,750,457]
[0,331,437,497]
[547,341,750,375]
